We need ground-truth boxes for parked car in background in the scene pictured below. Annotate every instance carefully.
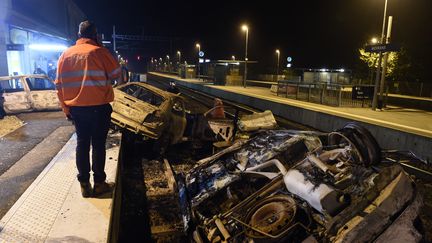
[0,74,60,113]
[111,82,187,145]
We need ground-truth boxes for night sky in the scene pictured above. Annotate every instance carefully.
[74,0,432,75]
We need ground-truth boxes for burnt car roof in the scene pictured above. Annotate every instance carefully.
[116,82,181,99]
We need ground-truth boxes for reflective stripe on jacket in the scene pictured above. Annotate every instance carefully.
[55,38,120,115]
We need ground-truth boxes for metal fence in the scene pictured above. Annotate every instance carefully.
[276,80,376,107]
[388,81,432,98]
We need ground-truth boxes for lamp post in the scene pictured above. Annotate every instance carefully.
[379,16,393,109]
[275,49,280,77]
[368,37,378,82]
[177,51,181,73]
[196,43,200,80]
[232,55,235,60]
[177,51,181,64]
[242,25,249,88]
[372,0,389,110]
[166,55,170,72]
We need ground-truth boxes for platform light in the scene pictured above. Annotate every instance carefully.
[338,68,345,72]
[29,44,68,52]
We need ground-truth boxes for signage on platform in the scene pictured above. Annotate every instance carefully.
[365,43,400,53]
[352,86,374,100]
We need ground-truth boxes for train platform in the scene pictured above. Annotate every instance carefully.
[0,134,119,243]
[148,72,432,162]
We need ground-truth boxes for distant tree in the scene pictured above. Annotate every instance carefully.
[389,47,418,82]
[358,48,398,77]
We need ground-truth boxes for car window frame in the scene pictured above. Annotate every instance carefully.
[119,84,166,107]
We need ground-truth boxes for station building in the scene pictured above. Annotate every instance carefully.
[0,0,86,77]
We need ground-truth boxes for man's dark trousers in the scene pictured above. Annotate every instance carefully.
[70,104,112,183]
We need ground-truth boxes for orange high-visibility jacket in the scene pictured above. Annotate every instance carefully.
[55,38,120,115]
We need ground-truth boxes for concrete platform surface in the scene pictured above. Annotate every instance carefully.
[212,85,432,138]
[0,134,119,243]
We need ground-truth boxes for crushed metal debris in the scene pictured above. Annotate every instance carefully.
[0,116,24,137]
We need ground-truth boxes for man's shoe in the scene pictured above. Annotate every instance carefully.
[93,181,114,196]
[80,182,92,198]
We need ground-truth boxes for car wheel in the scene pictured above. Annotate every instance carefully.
[328,122,381,166]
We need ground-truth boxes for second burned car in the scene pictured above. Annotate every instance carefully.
[111,82,187,145]
[0,74,60,113]
[174,123,424,243]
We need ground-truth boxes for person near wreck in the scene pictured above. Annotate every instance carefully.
[204,98,226,119]
[55,20,121,197]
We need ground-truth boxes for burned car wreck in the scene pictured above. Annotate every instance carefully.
[0,74,60,113]
[111,82,187,145]
[170,123,423,242]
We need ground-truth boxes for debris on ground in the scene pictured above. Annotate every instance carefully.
[238,110,277,131]
[114,85,428,242]
[0,116,24,137]
[137,122,425,242]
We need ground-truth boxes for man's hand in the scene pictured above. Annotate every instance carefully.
[66,114,74,124]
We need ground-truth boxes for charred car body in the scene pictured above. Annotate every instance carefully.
[0,74,60,113]
[111,82,187,145]
[175,123,423,242]
[111,82,239,148]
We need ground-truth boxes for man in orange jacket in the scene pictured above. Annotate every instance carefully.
[55,21,121,197]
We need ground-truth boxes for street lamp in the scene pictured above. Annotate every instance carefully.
[177,51,181,63]
[196,43,201,80]
[241,24,249,88]
[166,55,170,72]
[372,0,389,110]
[275,49,280,77]
[232,55,235,60]
[368,37,379,82]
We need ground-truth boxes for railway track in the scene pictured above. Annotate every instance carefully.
[147,78,312,130]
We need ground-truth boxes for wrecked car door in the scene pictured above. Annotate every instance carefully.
[112,83,171,139]
[0,77,32,113]
[113,84,164,124]
[25,76,60,110]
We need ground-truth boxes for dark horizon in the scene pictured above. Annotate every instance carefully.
[74,0,432,78]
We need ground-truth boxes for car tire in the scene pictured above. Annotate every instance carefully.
[329,122,381,166]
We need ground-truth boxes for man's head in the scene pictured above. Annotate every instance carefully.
[78,21,97,40]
